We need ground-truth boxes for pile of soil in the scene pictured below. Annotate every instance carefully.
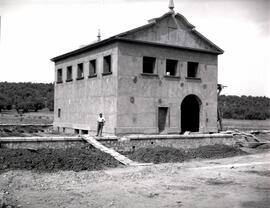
[0,145,120,173]
[128,146,188,164]
[187,144,247,159]
[127,144,247,164]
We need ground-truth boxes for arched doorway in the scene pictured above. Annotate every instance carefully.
[181,95,201,133]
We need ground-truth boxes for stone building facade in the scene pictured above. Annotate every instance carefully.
[51,5,223,135]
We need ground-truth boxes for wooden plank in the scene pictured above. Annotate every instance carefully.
[82,135,141,166]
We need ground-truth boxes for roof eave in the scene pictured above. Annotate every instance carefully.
[51,37,117,62]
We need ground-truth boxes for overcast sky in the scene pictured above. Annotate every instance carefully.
[0,0,269,97]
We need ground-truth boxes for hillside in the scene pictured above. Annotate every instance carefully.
[218,95,270,120]
[0,82,54,112]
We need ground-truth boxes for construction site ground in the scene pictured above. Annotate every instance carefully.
[0,148,269,208]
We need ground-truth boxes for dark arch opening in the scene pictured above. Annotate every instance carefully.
[181,95,201,133]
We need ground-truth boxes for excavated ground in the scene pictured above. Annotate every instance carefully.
[0,144,246,174]
[126,144,247,164]
[0,145,120,173]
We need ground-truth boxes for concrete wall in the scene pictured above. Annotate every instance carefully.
[116,42,218,134]
[0,135,234,151]
[104,137,235,153]
[54,43,119,134]
[124,15,216,51]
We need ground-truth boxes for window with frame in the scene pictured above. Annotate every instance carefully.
[143,56,156,74]
[187,62,199,78]
[89,59,96,77]
[166,59,178,76]
[103,55,112,75]
[57,69,62,83]
[77,63,84,80]
[66,66,72,81]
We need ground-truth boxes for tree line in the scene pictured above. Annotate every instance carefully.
[218,95,270,120]
[0,82,54,112]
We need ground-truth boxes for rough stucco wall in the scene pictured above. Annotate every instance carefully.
[125,15,216,51]
[102,137,235,153]
[54,43,118,134]
[116,42,218,134]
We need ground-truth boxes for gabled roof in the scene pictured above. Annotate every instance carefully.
[51,11,223,62]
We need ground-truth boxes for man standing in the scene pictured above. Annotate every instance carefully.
[96,113,105,137]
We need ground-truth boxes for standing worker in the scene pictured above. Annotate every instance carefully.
[96,113,105,137]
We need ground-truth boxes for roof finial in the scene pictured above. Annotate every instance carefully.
[97,29,101,41]
[169,0,174,12]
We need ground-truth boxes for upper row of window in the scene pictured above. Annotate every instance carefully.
[56,55,199,83]
[143,57,199,78]
[57,55,111,83]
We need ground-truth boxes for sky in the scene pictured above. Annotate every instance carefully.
[0,0,269,97]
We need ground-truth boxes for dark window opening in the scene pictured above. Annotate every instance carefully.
[58,108,61,118]
[74,129,80,134]
[89,59,96,76]
[187,62,199,78]
[66,66,72,81]
[103,55,111,74]
[77,63,84,79]
[57,69,62,83]
[166,59,178,76]
[143,56,156,74]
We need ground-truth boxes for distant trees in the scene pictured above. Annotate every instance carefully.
[218,95,270,120]
[0,82,269,120]
[0,82,54,112]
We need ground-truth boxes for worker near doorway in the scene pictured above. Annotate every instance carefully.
[96,113,105,137]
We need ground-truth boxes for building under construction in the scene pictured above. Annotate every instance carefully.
[51,1,223,135]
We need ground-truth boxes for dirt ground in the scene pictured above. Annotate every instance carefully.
[127,145,246,164]
[0,145,120,173]
[0,110,53,125]
[1,150,270,208]
[222,119,270,130]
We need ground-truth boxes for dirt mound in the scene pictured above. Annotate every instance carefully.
[0,145,120,173]
[187,144,247,159]
[127,144,246,164]
[128,146,188,164]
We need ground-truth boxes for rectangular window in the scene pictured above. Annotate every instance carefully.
[77,63,84,80]
[66,66,72,81]
[103,55,112,75]
[57,69,62,83]
[58,108,61,118]
[166,59,178,76]
[187,62,199,78]
[143,56,156,74]
[89,59,96,77]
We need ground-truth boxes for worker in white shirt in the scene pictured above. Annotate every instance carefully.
[96,113,105,137]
